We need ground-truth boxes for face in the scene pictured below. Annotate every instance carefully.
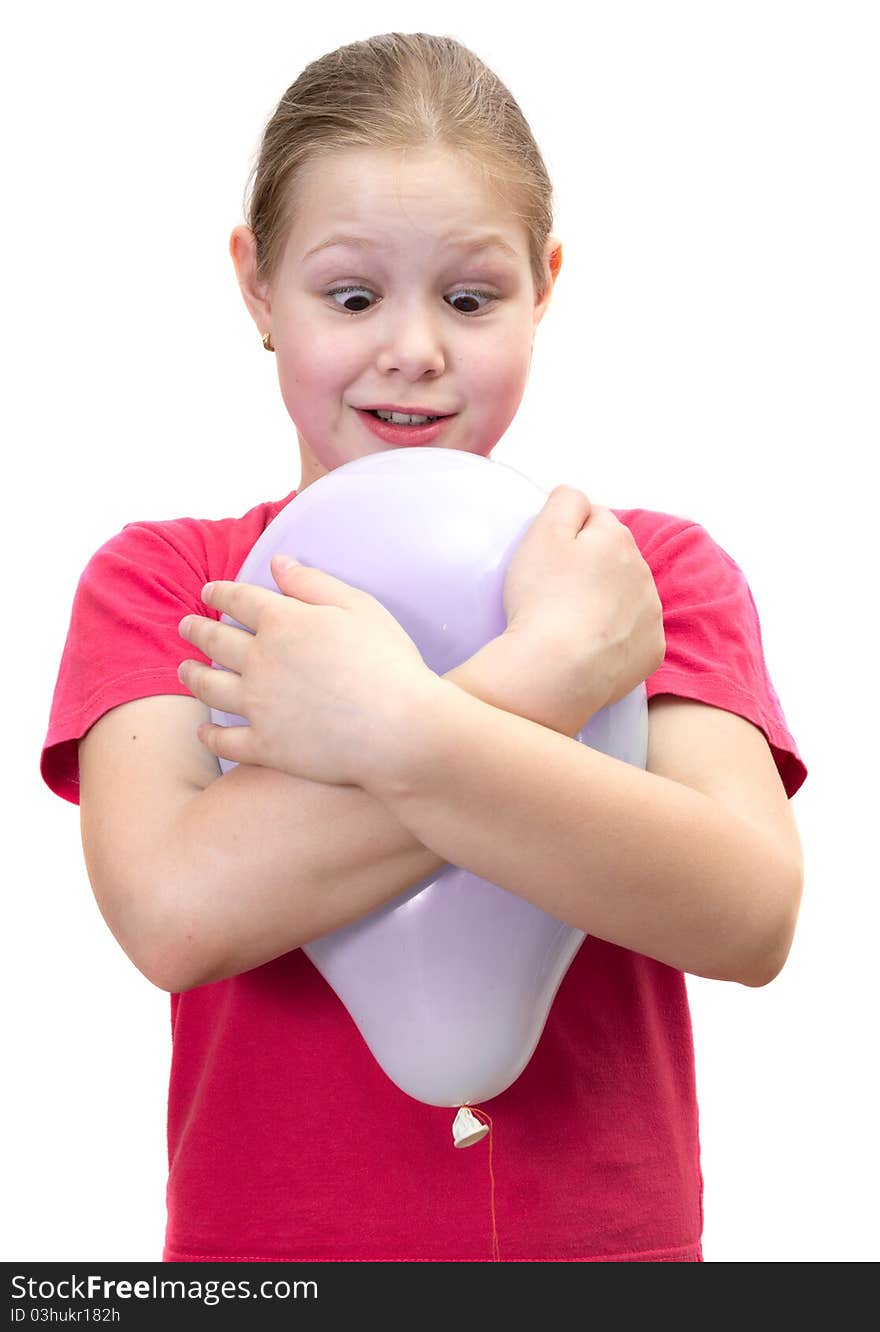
[231,145,562,492]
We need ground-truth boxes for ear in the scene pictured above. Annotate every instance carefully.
[534,234,563,328]
[229,225,273,338]
[547,236,563,282]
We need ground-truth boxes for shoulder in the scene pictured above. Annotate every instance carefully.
[86,489,299,586]
[610,506,754,606]
[612,506,808,800]
[610,505,723,564]
[41,490,298,806]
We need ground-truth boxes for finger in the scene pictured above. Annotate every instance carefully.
[270,554,370,607]
[196,720,256,768]
[178,659,243,715]
[178,613,254,675]
[585,503,625,530]
[201,579,286,630]
[546,484,592,532]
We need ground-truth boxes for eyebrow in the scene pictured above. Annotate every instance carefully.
[302,232,520,263]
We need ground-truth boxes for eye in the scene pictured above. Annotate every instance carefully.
[325,286,497,316]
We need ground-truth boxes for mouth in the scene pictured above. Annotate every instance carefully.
[354,407,458,445]
[358,407,456,423]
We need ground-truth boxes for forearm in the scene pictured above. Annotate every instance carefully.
[162,631,595,991]
[368,682,798,988]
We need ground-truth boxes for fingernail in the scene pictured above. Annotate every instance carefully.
[274,555,298,571]
[201,582,215,602]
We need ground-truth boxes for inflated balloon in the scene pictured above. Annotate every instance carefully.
[210,447,647,1109]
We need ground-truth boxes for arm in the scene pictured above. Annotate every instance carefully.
[364,680,802,989]
[135,629,595,991]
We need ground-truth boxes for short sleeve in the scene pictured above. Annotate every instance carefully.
[642,518,807,799]
[40,521,216,806]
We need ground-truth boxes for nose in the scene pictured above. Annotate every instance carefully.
[375,299,446,378]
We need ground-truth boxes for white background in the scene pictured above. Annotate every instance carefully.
[4,0,877,1263]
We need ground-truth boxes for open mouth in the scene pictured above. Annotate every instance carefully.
[355,408,457,443]
[363,409,450,423]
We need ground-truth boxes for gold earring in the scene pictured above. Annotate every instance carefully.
[262,332,274,352]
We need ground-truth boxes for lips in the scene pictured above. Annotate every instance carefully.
[361,407,455,418]
[355,408,456,446]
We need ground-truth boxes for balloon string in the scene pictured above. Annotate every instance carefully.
[468,1107,500,1261]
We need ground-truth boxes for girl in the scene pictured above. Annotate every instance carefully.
[41,32,807,1263]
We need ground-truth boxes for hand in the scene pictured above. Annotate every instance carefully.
[177,555,441,789]
[503,486,666,712]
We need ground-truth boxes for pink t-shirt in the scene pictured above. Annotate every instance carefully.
[40,491,807,1262]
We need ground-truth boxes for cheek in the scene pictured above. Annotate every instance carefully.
[478,347,531,406]
[276,337,352,416]
[473,324,532,377]
[286,329,354,382]
[276,357,321,429]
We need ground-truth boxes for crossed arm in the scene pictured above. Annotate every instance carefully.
[365,679,803,989]
[119,624,804,993]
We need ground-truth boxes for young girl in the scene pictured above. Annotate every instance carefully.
[41,32,807,1263]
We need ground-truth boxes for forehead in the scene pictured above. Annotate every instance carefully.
[289,146,527,264]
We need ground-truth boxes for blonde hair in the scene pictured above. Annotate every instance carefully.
[242,32,556,301]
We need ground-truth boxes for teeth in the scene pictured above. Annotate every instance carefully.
[375,409,437,425]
